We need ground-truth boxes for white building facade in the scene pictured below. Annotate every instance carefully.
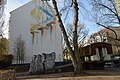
[9,0,63,64]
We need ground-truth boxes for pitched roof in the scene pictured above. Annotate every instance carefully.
[10,0,54,15]
[90,26,120,37]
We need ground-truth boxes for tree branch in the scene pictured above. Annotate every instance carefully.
[97,22,117,39]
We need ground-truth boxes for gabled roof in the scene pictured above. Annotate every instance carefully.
[10,1,32,14]
[10,0,54,15]
[90,26,120,37]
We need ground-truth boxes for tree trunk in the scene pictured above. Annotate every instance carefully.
[72,0,83,74]
[52,0,83,75]
[52,0,78,64]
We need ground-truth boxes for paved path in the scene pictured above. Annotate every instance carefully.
[17,67,120,80]
[18,76,120,80]
[105,67,120,72]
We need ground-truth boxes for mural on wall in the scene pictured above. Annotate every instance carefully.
[30,0,57,45]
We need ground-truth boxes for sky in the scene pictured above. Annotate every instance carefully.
[4,0,102,38]
[5,0,32,22]
[4,0,31,38]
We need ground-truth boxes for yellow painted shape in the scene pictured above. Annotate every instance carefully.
[31,31,39,44]
[36,13,41,21]
[38,26,48,37]
[31,8,36,16]
[30,24,39,32]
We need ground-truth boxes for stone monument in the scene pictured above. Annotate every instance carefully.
[29,52,56,74]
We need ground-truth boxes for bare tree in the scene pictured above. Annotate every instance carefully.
[0,0,7,38]
[51,0,84,74]
[90,0,120,27]
[63,22,88,64]
[66,22,88,47]
[89,0,120,54]
[90,0,119,39]
[13,35,25,64]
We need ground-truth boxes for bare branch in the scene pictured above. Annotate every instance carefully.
[97,22,117,39]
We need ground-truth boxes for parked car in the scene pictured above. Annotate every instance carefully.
[111,55,120,67]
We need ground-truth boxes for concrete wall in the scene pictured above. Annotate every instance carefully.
[9,1,63,64]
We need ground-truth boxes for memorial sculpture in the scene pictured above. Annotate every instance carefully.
[42,52,56,71]
[29,55,37,73]
[29,52,56,74]
[36,54,43,73]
